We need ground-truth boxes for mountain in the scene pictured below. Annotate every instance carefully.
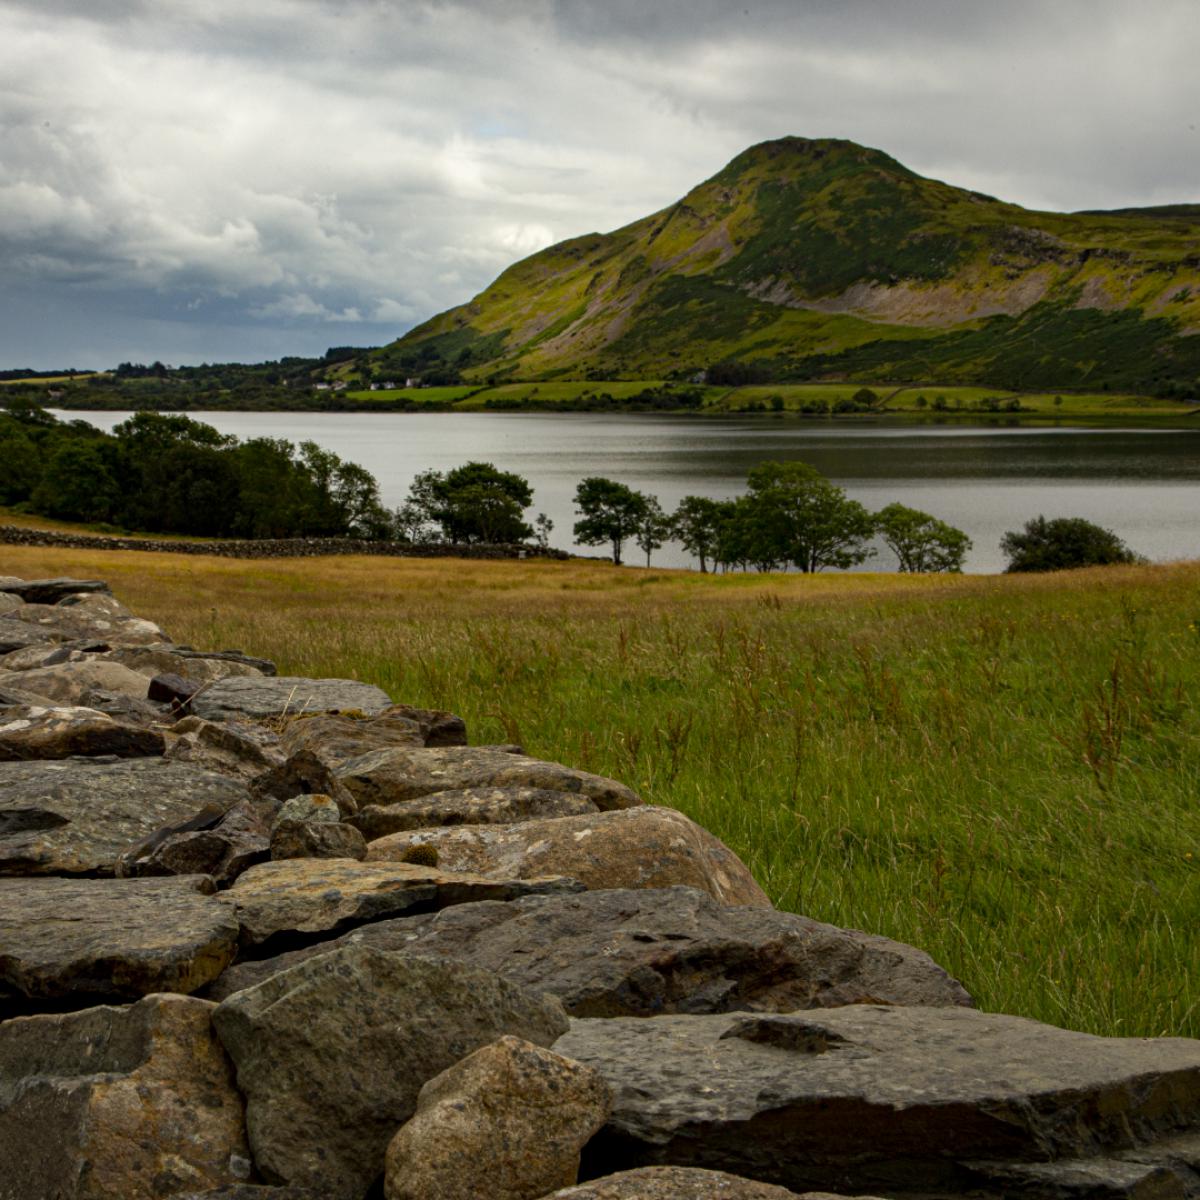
[377,137,1200,393]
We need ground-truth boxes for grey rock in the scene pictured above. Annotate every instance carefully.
[165,715,285,782]
[0,682,49,708]
[0,756,250,875]
[352,785,599,840]
[270,819,368,861]
[0,874,238,1011]
[546,1168,848,1199]
[216,856,582,950]
[4,600,166,646]
[383,1034,612,1200]
[556,1006,1200,1198]
[172,646,278,676]
[0,577,110,605]
[367,806,770,907]
[0,622,58,654]
[279,705,467,770]
[118,798,274,886]
[191,675,393,721]
[250,746,359,814]
[0,993,249,1199]
[0,592,20,614]
[336,744,641,812]
[106,644,266,683]
[0,703,164,761]
[0,642,92,670]
[202,885,971,1012]
[272,793,341,828]
[78,686,169,726]
[0,658,154,703]
[212,946,570,1198]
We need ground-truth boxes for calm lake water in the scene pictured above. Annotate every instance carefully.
[61,411,1200,573]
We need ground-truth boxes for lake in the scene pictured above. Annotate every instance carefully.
[59,411,1200,572]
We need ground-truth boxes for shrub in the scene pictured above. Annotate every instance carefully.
[1001,516,1141,573]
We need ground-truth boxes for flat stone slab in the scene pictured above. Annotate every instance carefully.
[0,993,248,1197]
[0,757,250,875]
[335,745,642,812]
[203,885,972,1011]
[279,706,467,769]
[351,785,599,840]
[0,875,239,1011]
[0,659,158,703]
[213,945,569,1198]
[217,856,584,949]
[556,1006,1200,1198]
[0,577,110,605]
[191,675,393,721]
[367,806,770,907]
[0,704,165,761]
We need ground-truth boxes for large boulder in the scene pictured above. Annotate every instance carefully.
[556,1006,1200,1199]
[4,599,167,645]
[0,592,21,614]
[0,622,58,654]
[279,705,467,770]
[367,806,769,907]
[336,745,641,813]
[352,786,599,840]
[0,757,250,875]
[217,856,583,950]
[212,946,570,1198]
[384,1034,612,1200]
[545,1169,859,1199]
[0,875,238,1012]
[0,577,110,605]
[0,993,248,1199]
[202,886,971,1011]
[0,703,164,760]
[191,675,393,721]
[0,659,156,704]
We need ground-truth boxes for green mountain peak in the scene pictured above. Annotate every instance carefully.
[378,138,1200,392]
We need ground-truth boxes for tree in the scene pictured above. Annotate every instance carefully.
[740,461,875,573]
[1001,516,1140,573]
[406,462,533,543]
[573,477,648,565]
[876,503,971,573]
[534,512,554,550]
[672,495,725,573]
[634,495,671,567]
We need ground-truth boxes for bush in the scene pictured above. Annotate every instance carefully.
[1001,516,1141,573]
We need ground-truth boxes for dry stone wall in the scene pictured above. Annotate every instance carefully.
[0,524,567,560]
[0,573,1198,1200]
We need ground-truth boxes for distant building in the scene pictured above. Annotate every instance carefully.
[313,382,332,391]
[46,388,65,401]
[405,377,420,388]
[330,381,348,392]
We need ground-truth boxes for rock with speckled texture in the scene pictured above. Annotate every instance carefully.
[212,946,569,1199]
[556,1005,1200,1199]
[0,993,248,1200]
[367,806,769,907]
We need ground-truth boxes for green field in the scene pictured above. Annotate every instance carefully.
[3,543,1196,1038]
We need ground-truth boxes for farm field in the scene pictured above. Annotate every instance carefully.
[3,543,1197,1039]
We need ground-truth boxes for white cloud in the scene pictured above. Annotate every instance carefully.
[1,0,1199,365]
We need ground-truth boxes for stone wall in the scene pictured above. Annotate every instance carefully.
[0,524,567,560]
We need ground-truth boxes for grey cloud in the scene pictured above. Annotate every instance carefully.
[1,0,1198,366]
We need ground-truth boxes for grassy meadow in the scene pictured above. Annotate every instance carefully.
[3,544,1197,1038]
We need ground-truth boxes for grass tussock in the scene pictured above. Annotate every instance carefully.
[4,544,1197,1038]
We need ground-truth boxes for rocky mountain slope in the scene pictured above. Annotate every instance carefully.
[382,137,1200,392]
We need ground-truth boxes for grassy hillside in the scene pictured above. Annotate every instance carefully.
[380,137,1200,395]
[4,544,1196,1038]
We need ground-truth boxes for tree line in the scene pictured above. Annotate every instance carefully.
[0,401,1139,571]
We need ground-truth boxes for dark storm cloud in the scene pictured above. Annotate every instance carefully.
[1,0,1197,366]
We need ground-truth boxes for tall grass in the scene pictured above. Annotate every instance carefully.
[4,546,1197,1038]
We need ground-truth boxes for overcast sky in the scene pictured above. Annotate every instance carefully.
[3,0,1198,369]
